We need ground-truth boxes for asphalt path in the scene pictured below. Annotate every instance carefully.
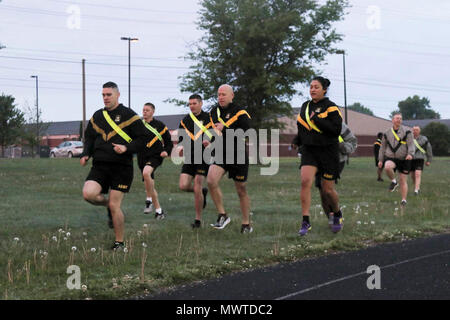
[144,233,449,300]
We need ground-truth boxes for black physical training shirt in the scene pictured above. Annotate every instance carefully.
[296,98,342,147]
[178,110,211,164]
[81,104,147,166]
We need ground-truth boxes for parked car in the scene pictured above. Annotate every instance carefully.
[50,141,83,158]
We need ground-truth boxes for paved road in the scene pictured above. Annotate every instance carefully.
[145,233,450,300]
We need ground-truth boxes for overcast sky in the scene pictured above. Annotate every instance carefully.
[1,0,449,123]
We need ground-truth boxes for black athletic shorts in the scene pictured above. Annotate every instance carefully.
[315,161,345,189]
[181,163,209,177]
[385,157,411,174]
[300,144,340,181]
[213,163,249,182]
[410,159,425,172]
[86,162,133,193]
[139,156,163,180]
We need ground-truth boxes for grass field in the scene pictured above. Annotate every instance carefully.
[0,157,449,300]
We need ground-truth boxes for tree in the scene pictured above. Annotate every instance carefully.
[175,0,349,129]
[390,95,440,120]
[348,102,374,116]
[0,94,26,157]
[421,122,449,156]
[22,101,50,157]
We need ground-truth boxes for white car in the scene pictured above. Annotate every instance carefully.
[50,141,83,158]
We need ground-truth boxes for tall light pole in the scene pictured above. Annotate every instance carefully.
[120,37,139,108]
[30,75,39,152]
[336,50,348,125]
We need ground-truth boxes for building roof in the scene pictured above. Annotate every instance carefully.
[403,119,450,129]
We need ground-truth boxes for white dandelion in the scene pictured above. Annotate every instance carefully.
[71,246,77,251]
[90,248,96,253]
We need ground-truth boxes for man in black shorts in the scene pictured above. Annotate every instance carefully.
[410,126,433,195]
[374,132,384,181]
[206,84,253,233]
[378,113,415,206]
[137,103,173,219]
[177,94,212,228]
[80,82,147,250]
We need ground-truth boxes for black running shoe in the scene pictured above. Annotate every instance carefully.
[111,241,125,251]
[211,214,231,229]
[202,187,208,209]
[107,207,114,229]
[155,210,165,220]
[240,224,253,234]
[389,181,399,192]
[144,200,153,214]
[191,220,201,229]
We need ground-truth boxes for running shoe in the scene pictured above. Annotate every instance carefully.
[377,177,384,182]
[107,207,114,229]
[144,200,153,214]
[211,214,231,229]
[414,190,419,196]
[298,221,312,236]
[331,216,343,233]
[191,220,201,229]
[202,187,208,209]
[111,241,125,251]
[389,181,399,192]
[241,224,253,234]
[155,210,165,220]
[401,200,407,206]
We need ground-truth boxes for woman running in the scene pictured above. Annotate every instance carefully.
[295,76,343,235]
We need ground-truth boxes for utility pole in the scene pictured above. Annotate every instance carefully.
[82,59,86,142]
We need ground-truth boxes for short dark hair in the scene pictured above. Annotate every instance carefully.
[312,76,331,91]
[189,94,202,101]
[103,82,119,90]
[144,102,155,110]
[377,132,383,139]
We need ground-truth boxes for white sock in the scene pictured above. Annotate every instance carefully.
[146,197,152,202]
[155,208,162,214]
[392,179,397,184]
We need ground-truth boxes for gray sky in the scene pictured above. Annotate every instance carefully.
[1,0,449,123]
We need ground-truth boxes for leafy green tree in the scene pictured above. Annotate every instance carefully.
[175,0,349,129]
[348,102,374,116]
[421,122,449,156]
[0,94,25,157]
[390,96,440,120]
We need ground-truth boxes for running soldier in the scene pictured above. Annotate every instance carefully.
[177,94,212,228]
[138,103,173,219]
[378,113,415,206]
[80,82,147,250]
[410,126,432,195]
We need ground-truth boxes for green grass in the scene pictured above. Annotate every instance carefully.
[0,157,449,299]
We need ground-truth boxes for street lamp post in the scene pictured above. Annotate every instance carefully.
[30,75,39,155]
[120,37,139,108]
[336,50,348,125]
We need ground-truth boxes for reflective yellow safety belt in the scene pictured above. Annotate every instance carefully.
[414,139,426,153]
[305,102,322,133]
[338,136,344,143]
[103,110,132,143]
[190,112,213,139]
[143,120,163,141]
[217,108,229,128]
[391,128,406,144]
